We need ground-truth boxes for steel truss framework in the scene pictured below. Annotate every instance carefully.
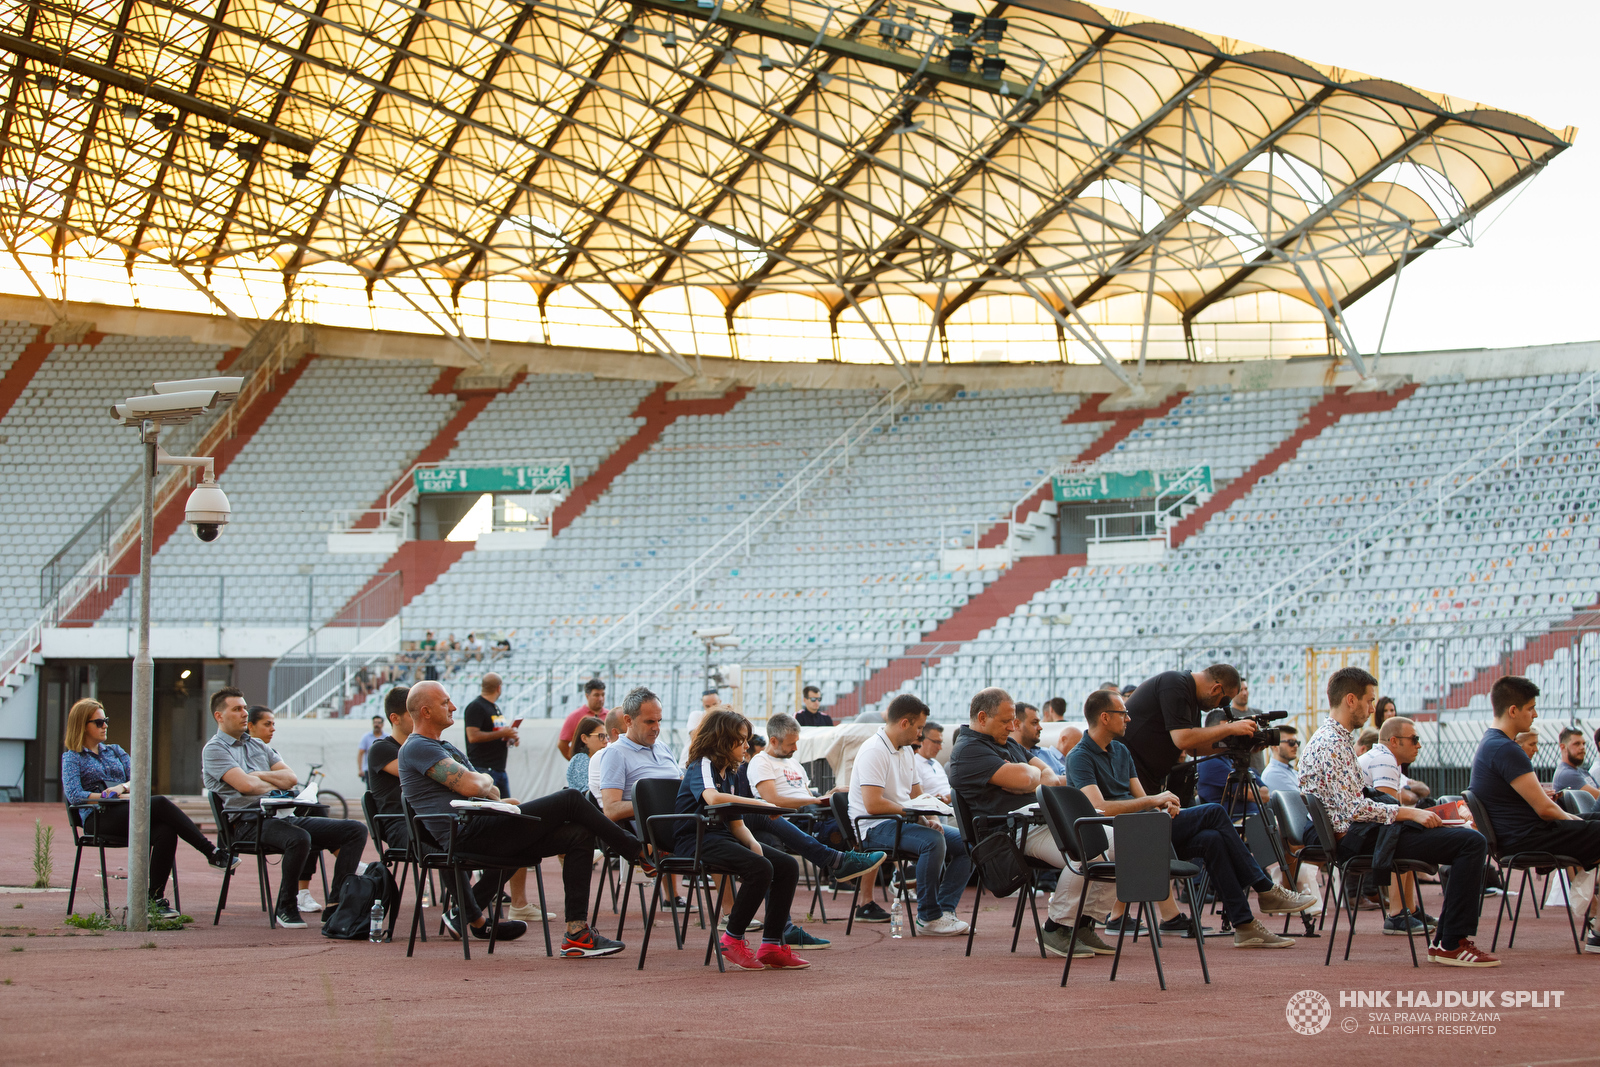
[0,0,1573,369]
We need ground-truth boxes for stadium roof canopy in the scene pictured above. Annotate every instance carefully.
[0,0,1575,378]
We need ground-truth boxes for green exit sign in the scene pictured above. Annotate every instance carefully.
[414,464,572,495]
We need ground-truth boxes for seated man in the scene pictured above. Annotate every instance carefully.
[1259,725,1301,794]
[202,687,368,929]
[598,688,682,825]
[1068,689,1315,950]
[1468,676,1600,951]
[587,708,630,804]
[400,681,653,956]
[1017,703,1066,776]
[1356,715,1432,935]
[848,693,972,936]
[1553,727,1600,800]
[1303,667,1494,967]
[366,685,413,853]
[914,722,951,802]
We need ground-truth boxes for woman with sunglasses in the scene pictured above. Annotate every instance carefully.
[61,698,235,917]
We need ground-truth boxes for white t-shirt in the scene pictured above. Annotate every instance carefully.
[1357,744,1406,797]
[849,727,918,835]
[588,744,609,800]
[916,754,950,799]
[747,751,814,801]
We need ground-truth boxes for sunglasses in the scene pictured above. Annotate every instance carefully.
[1395,735,1422,744]
[88,719,108,728]
[1281,739,1300,748]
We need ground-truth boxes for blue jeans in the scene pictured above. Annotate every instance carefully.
[863,820,971,923]
[487,769,510,800]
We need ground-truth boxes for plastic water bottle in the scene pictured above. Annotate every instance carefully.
[369,898,386,943]
[889,897,904,939]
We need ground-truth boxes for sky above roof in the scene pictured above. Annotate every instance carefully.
[1129,0,1595,356]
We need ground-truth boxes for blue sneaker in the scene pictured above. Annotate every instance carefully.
[782,924,831,950]
[833,850,887,883]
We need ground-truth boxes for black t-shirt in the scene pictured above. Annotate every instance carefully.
[1468,728,1544,849]
[367,736,403,813]
[1122,671,1201,785]
[946,728,1037,821]
[399,735,476,817]
[462,695,507,771]
[796,710,834,727]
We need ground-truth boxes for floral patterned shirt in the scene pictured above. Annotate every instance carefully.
[1299,717,1397,834]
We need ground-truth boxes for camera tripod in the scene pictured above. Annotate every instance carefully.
[1197,752,1318,938]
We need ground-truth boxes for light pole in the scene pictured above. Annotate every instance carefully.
[110,377,239,929]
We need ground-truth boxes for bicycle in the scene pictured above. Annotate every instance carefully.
[303,763,349,820]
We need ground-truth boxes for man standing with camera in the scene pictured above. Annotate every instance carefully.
[1121,664,1257,797]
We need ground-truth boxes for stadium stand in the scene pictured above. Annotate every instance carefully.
[0,331,229,639]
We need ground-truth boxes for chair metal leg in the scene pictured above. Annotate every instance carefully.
[67,844,84,916]
[1060,878,1092,987]
[965,878,984,957]
[534,864,552,958]
[406,863,427,957]
[636,875,665,970]
[98,845,111,916]
[614,861,636,941]
[259,853,275,929]
[1187,879,1210,984]
[704,874,728,972]
[1009,889,1026,953]
[1507,867,1531,949]
[171,865,181,915]
[1559,869,1582,955]
[1323,866,1343,966]
[844,878,861,936]
[1344,871,1365,961]
[1144,902,1166,991]
[1489,868,1510,950]
[455,868,473,961]
[1026,882,1046,959]
[1109,898,1132,983]
[213,858,232,926]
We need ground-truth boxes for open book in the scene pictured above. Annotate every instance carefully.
[902,795,953,816]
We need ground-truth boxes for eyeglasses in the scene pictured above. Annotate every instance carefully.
[88,719,108,728]
[1394,735,1422,745]
[1281,740,1300,748]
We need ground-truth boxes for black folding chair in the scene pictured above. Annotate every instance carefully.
[64,797,180,917]
[633,777,749,972]
[1302,793,1434,967]
[1463,790,1587,955]
[1269,789,1327,935]
[360,792,412,941]
[1560,789,1597,815]
[1035,786,1208,990]
[208,792,278,928]
[950,790,1047,957]
[828,792,918,936]
[401,798,546,960]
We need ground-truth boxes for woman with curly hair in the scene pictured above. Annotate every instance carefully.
[675,707,809,970]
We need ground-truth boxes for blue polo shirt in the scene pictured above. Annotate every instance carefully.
[598,735,682,800]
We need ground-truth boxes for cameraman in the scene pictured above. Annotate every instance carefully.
[1122,664,1257,796]
[1300,667,1494,967]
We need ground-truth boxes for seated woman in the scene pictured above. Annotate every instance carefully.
[566,715,605,794]
[675,708,809,971]
[60,698,236,918]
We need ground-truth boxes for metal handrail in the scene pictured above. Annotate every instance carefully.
[551,380,912,685]
[1122,369,1600,674]
[272,618,402,718]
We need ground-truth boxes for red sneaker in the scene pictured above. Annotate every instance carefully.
[1427,938,1501,967]
[755,943,811,970]
[717,934,766,971]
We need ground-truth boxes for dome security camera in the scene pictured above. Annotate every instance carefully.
[186,477,230,542]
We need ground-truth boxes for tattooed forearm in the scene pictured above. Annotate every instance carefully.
[426,758,484,796]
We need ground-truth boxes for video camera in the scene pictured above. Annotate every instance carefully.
[1211,708,1289,761]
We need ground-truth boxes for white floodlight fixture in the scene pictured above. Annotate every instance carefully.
[153,375,244,402]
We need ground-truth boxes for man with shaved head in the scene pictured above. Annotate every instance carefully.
[398,681,657,958]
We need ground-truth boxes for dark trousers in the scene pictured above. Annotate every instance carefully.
[1503,815,1600,870]
[235,815,368,913]
[89,795,214,899]
[748,815,840,871]
[1172,803,1272,926]
[451,788,642,924]
[486,769,510,799]
[1340,821,1488,949]
[697,834,799,939]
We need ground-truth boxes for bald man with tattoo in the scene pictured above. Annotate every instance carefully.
[397,681,658,957]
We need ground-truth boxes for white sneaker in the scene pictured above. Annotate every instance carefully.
[508,903,547,922]
[915,913,969,936]
[296,889,324,914]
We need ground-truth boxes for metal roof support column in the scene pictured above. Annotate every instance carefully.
[1286,252,1366,379]
[1017,275,1133,390]
[838,287,914,387]
[1136,240,1159,378]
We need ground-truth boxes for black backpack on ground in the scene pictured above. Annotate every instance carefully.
[321,863,400,941]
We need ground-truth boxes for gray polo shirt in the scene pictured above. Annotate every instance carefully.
[598,735,682,799]
[202,730,283,810]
